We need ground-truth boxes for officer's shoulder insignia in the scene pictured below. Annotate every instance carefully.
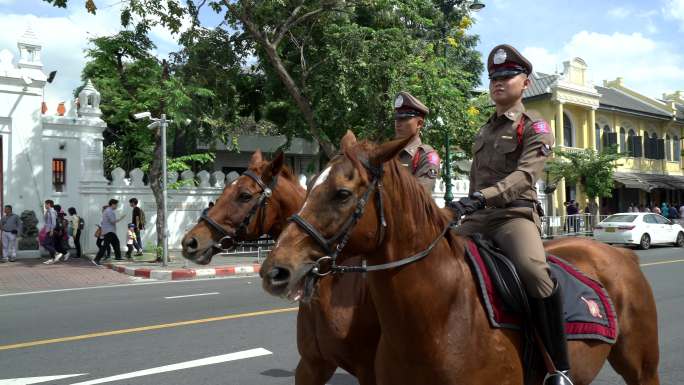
[493,48,507,65]
[531,120,550,134]
[394,94,404,108]
[427,168,438,178]
[540,144,552,156]
[426,151,440,166]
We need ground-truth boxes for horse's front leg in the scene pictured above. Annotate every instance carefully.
[294,357,337,385]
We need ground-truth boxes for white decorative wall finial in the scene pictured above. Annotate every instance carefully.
[78,78,103,119]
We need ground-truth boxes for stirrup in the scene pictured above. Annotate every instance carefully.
[543,370,574,385]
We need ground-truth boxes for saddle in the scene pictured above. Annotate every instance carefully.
[464,234,618,385]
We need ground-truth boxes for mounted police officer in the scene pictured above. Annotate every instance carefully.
[393,91,440,195]
[448,45,572,385]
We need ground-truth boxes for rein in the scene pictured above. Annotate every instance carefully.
[288,160,452,276]
[199,170,277,249]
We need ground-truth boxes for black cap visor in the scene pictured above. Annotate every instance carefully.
[394,110,423,119]
[489,68,526,80]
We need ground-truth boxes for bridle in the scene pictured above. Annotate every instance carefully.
[288,158,451,276]
[199,170,278,249]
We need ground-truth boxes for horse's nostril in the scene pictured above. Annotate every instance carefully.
[184,237,198,252]
[268,266,291,286]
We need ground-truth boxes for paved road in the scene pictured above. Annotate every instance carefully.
[0,246,681,384]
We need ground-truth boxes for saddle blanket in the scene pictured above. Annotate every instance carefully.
[465,239,618,344]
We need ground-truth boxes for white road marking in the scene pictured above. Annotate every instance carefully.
[164,292,220,299]
[0,275,258,298]
[0,374,87,385]
[67,348,272,385]
[640,258,684,267]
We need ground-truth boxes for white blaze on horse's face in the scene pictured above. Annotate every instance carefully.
[298,166,332,214]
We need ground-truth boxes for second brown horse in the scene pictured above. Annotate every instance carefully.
[181,150,380,385]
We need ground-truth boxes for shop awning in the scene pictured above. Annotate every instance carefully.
[613,172,684,191]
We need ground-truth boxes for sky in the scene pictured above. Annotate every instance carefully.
[1,0,683,106]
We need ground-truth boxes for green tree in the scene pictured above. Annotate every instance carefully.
[546,147,624,215]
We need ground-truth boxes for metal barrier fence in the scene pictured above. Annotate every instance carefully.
[540,214,610,238]
[217,238,275,263]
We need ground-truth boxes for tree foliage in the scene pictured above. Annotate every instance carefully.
[546,147,624,200]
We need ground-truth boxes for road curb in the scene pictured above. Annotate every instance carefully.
[103,263,261,280]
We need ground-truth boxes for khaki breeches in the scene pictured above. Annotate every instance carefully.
[455,207,554,298]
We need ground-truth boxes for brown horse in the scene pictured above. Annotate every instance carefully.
[262,131,660,385]
[181,150,380,385]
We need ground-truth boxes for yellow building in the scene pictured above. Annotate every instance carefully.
[522,58,684,216]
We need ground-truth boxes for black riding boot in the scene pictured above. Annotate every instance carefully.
[531,282,574,385]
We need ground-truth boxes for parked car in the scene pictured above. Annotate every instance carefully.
[593,213,684,249]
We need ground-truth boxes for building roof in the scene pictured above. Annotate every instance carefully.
[523,72,557,99]
[595,86,672,120]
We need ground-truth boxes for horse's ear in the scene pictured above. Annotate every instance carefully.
[341,130,357,152]
[263,150,284,182]
[250,149,263,167]
[370,134,414,165]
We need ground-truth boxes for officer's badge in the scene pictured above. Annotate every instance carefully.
[493,48,507,65]
[394,94,404,108]
[532,120,550,134]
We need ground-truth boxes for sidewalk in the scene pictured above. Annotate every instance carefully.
[102,253,263,281]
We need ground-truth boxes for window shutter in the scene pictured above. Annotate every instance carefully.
[657,139,665,160]
[633,136,643,157]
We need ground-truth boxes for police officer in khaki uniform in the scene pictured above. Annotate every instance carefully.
[393,91,440,194]
[448,45,572,385]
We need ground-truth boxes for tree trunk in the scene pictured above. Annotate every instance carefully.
[228,4,337,158]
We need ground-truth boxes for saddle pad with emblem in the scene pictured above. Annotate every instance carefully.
[465,239,618,344]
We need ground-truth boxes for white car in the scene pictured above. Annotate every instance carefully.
[593,213,684,249]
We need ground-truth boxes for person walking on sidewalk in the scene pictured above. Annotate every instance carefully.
[67,207,83,259]
[94,199,125,264]
[1,205,22,262]
[42,200,61,264]
[129,198,144,256]
[125,223,137,260]
[49,204,71,263]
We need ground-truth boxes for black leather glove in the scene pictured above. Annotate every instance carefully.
[448,191,486,217]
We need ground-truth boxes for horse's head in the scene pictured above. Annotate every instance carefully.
[181,149,305,264]
[261,130,415,301]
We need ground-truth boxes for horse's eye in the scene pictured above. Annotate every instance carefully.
[239,192,252,202]
[334,189,352,202]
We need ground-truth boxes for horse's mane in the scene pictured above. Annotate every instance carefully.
[351,140,452,232]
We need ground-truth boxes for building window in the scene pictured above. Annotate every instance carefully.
[563,113,574,147]
[619,127,626,154]
[627,129,636,156]
[675,136,681,161]
[52,158,66,192]
[666,134,672,161]
[595,123,601,150]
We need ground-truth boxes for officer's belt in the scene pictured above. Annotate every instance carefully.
[498,200,536,209]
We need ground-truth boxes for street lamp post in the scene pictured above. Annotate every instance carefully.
[440,0,484,205]
[134,111,172,267]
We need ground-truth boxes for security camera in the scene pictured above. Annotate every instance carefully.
[133,111,151,120]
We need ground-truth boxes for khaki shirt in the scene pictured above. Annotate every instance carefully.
[398,136,440,194]
[469,103,554,207]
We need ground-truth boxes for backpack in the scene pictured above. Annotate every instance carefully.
[139,208,146,229]
[78,216,85,230]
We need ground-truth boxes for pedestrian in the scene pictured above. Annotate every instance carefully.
[67,207,83,258]
[653,205,661,215]
[679,203,684,220]
[125,223,137,260]
[661,202,669,218]
[1,205,22,262]
[42,200,61,264]
[448,45,571,384]
[51,204,70,263]
[129,198,145,256]
[393,91,440,194]
[200,201,214,218]
[94,199,125,264]
[94,223,110,262]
